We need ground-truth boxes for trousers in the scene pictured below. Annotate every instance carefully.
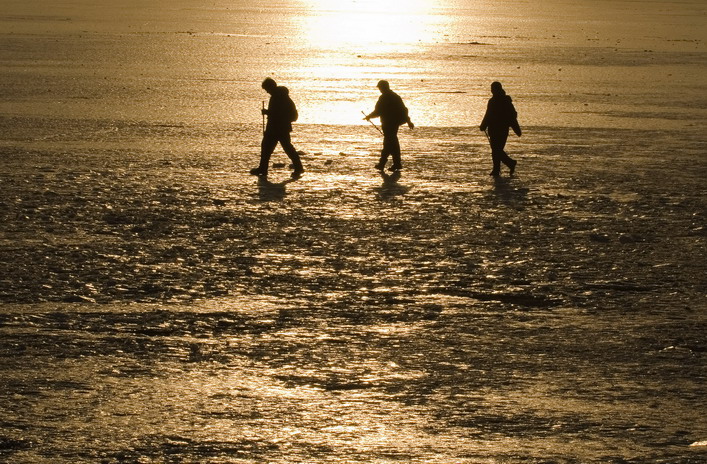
[488,127,515,174]
[378,124,402,168]
[259,130,303,172]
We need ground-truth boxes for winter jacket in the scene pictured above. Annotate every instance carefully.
[265,86,298,133]
[370,90,409,128]
[480,95,521,136]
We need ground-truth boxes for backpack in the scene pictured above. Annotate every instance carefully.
[287,97,298,123]
[396,104,409,126]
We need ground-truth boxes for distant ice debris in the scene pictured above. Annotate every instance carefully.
[690,440,707,447]
[589,232,610,243]
[619,233,646,243]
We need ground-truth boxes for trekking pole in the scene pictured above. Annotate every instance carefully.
[484,128,491,143]
[262,101,266,135]
[361,111,383,135]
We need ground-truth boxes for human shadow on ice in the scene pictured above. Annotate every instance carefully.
[491,176,529,205]
[479,81,521,177]
[374,170,408,201]
[257,176,295,202]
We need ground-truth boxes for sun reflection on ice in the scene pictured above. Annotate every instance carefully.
[290,0,446,125]
[300,0,440,52]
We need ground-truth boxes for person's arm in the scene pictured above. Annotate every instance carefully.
[365,97,383,120]
[365,108,380,120]
[262,96,273,116]
[511,119,522,136]
[401,99,414,129]
[509,100,521,136]
[479,101,490,131]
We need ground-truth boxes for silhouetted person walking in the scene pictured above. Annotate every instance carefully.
[480,81,521,176]
[250,78,304,178]
[364,80,414,172]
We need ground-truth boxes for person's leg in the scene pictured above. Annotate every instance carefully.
[382,125,401,170]
[390,135,402,170]
[497,148,515,169]
[376,152,388,170]
[503,151,517,174]
[253,132,278,175]
[489,128,509,175]
[489,152,501,175]
[279,132,303,173]
[494,132,516,174]
[377,143,390,170]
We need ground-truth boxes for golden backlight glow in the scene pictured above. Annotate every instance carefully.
[293,0,444,125]
[301,0,439,53]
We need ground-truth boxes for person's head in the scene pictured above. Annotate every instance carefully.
[262,77,277,94]
[491,81,505,97]
[377,80,390,93]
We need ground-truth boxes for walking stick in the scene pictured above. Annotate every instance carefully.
[484,128,491,143]
[361,111,383,135]
[262,101,266,135]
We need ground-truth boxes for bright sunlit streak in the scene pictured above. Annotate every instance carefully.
[300,0,438,52]
[291,0,442,125]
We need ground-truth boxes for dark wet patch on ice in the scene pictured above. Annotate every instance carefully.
[585,281,657,292]
[0,436,32,452]
[273,374,383,391]
[106,436,282,462]
[446,409,605,437]
[438,290,562,308]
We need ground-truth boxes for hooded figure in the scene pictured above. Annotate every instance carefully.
[480,81,521,176]
[250,77,304,178]
[364,80,414,172]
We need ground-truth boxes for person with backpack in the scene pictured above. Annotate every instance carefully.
[479,81,522,176]
[364,80,414,172]
[250,78,304,178]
